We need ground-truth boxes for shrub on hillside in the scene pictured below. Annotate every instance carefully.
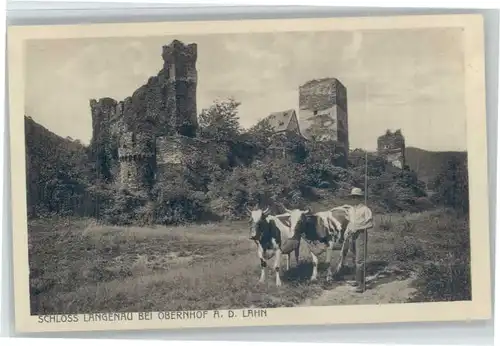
[348,149,387,177]
[243,119,275,161]
[207,159,309,218]
[198,98,241,142]
[431,155,469,213]
[368,166,427,213]
[151,181,210,225]
[414,259,471,302]
[101,188,149,225]
[304,161,352,189]
[182,146,226,192]
[413,196,435,211]
[410,211,471,302]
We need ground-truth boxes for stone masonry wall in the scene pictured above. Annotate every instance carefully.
[155,135,218,183]
[162,40,199,138]
[90,40,200,189]
[299,78,348,112]
[298,78,349,168]
[118,131,155,190]
[89,97,120,181]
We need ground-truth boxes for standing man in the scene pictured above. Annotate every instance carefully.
[344,187,374,293]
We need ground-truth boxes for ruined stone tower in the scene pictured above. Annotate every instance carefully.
[89,97,120,181]
[90,98,118,140]
[162,40,199,138]
[118,131,155,191]
[299,78,349,167]
[89,40,201,190]
[377,129,406,169]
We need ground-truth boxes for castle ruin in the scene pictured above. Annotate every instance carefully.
[377,129,406,169]
[90,40,353,191]
[90,40,203,191]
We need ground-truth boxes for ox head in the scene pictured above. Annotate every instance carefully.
[246,206,271,241]
[282,206,311,237]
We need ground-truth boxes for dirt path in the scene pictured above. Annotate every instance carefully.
[301,266,418,306]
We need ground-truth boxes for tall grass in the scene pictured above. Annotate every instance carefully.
[28,218,323,314]
[28,208,471,314]
[369,209,471,302]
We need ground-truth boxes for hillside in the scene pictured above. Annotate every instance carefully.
[405,147,467,186]
[25,116,91,216]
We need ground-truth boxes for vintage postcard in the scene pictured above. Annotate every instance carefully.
[7,14,491,333]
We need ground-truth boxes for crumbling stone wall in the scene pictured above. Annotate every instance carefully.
[89,97,120,181]
[377,129,406,169]
[154,135,227,187]
[118,131,155,190]
[162,40,199,138]
[299,78,347,112]
[89,39,200,189]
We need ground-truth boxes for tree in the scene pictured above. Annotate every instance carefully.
[432,156,469,213]
[198,98,242,142]
[246,118,275,149]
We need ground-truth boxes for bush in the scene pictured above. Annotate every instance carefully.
[409,210,472,302]
[151,182,209,225]
[101,188,148,225]
[412,256,471,302]
[394,238,425,261]
[207,159,309,219]
[304,161,352,189]
[413,197,435,212]
[198,98,241,142]
[431,155,469,213]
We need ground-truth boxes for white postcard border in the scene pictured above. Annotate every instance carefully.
[6,14,492,333]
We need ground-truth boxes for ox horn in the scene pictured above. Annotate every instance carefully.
[263,207,271,215]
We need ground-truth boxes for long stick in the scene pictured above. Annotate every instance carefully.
[359,81,369,293]
[364,151,368,206]
[363,150,368,292]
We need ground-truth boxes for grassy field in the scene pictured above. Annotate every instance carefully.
[28,208,471,315]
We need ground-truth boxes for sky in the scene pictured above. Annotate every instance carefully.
[25,27,466,151]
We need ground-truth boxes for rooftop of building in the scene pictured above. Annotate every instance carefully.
[265,109,297,133]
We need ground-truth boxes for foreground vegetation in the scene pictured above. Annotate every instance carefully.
[28,207,470,314]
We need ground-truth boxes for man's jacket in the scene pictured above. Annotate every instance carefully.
[335,204,373,233]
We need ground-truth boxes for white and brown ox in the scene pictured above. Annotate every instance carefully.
[247,207,301,287]
[283,205,354,282]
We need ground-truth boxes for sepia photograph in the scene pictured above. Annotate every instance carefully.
[7,14,491,333]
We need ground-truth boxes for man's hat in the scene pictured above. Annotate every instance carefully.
[350,187,364,196]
